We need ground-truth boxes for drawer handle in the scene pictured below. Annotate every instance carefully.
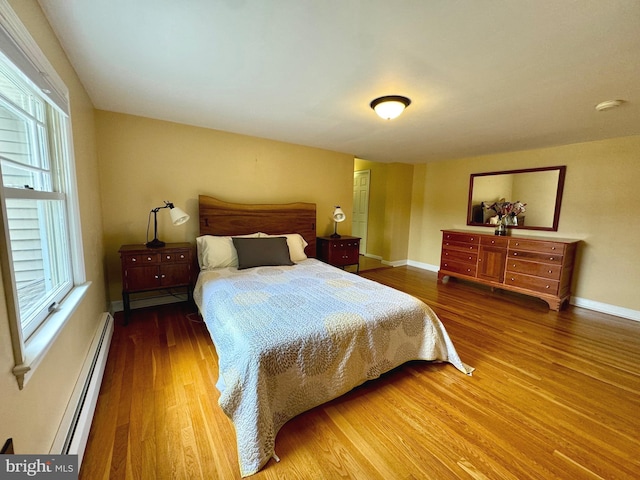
[548,270,553,274]
[180,254,185,259]
[470,237,474,241]
[545,285,550,289]
[549,257,554,261]
[161,274,166,278]
[551,247,556,250]
[154,275,159,279]
[132,258,136,262]
[512,264,516,267]
[147,257,152,261]
[491,240,495,244]
[444,263,448,267]
[515,242,520,246]
[469,246,473,250]
[511,277,515,281]
[166,255,171,260]
[468,256,472,260]
[513,253,518,256]
[467,268,471,272]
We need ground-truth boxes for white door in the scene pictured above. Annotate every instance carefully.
[352,170,370,254]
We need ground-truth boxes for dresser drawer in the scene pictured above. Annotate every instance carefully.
[508,239,566,255]
[442,240,479,253]
[506,259,562,280]
[509,249,563,264]
[441,248,477,265]
[441,259,477,277]
[480,236,508,247]
[443,231,480,245]
[505,272,559,295]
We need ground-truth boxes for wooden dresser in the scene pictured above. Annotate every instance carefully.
[438,230,579,310]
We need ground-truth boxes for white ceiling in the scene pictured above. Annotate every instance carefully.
[38,0,640,163]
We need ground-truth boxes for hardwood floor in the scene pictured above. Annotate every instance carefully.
[80,266,640,480]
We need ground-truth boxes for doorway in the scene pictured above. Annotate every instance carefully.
[352,170,370,255]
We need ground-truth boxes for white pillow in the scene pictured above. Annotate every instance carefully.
[196,233,262,269]
[261,233,309,262]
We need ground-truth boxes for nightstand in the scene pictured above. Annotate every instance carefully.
[316,236,361,272]
[119,242,193,324]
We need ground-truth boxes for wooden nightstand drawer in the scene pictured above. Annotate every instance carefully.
[160,250,190,263]
[123,253,160,266]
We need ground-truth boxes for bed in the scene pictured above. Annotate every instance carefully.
[193,195,473,477]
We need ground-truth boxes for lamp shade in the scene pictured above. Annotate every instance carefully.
[169,206,190,225]
[333,206,346,223]
[370,95,411,120]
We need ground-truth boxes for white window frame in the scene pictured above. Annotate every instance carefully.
[0,0,88,389]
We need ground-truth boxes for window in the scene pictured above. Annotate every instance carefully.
[0,3,87,389]
[0,58,73,338]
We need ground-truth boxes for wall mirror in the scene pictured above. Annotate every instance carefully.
[467,166,566,231]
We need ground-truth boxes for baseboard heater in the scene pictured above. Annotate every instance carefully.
[50,312,114,466]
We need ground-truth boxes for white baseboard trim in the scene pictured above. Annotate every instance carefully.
[382,259,408,267]
[406,261,639,322]
[407,260,440,272]
[111,293,189,313]
[570,297,640,322]
[362,253,406,267]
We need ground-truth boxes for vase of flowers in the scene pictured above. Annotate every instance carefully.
[488,200,526,236]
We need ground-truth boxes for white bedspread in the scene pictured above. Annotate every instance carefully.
[194,258,472,477]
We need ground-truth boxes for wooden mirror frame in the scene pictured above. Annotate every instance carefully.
[466,165,566,231]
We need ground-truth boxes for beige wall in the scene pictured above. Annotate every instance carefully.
[0,1,107,453]
[96,111,355,303]
[354,159,414,263]
[409,135,640,311]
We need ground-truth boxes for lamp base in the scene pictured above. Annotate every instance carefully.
[330,233,341,238]
[145,238,166,248]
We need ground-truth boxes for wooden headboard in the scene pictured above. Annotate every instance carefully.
[199,195,317,257]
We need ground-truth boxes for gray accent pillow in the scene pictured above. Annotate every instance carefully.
[232,236,294,270]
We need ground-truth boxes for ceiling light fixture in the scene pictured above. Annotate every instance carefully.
[595,99,624,111]
[370,95,411,120]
